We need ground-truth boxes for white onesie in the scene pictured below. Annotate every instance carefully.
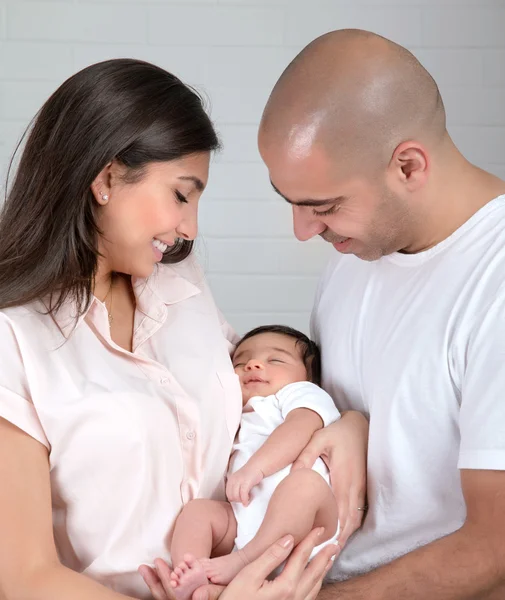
[228,381,341,559]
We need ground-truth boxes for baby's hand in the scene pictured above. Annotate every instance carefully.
[226,465,264,506]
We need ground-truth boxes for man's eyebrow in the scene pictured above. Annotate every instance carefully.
[178,175,205,192]
[270,180,346,207]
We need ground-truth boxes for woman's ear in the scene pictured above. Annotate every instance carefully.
[91,162,113,205]
[388,141,430,192]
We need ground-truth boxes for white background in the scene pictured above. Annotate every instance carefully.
[0,0,503,334]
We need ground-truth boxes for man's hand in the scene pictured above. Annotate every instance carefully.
[292,411,368,548]
[226,464,264,506]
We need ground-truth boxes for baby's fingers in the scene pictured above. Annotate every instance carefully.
[240,483,250,507]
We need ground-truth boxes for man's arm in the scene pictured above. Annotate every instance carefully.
[318,469,505,599]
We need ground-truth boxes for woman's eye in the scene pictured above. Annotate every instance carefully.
[313,205,336,217]
[174,190,188,204]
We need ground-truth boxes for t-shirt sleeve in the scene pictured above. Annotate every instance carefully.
[0,313,49,449]
[458,293,505,470]
[275,382,341,427]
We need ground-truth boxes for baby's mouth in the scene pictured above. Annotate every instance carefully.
[244,377,267,385]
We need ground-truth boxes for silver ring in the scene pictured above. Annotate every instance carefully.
[357,506,368,511]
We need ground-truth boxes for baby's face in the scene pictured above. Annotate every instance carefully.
[232,332,308,404]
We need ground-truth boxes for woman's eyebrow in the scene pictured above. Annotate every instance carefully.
[178,175,205,191]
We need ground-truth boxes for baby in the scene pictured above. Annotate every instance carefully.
[161,325,340,600]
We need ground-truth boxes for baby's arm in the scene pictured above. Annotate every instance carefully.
[227,407,324,506]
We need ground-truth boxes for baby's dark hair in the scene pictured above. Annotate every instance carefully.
[235,324,321,386]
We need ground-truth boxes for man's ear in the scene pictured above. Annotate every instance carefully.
[388,141,430,192]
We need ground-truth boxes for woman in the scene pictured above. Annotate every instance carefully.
[0,59,367,600]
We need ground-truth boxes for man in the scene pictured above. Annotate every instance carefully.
[258,29,505,599]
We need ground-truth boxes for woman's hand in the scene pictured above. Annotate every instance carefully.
[139,528,337,600]
[138,560,225,600]
[291,410,369,548]
[220,528,337,600]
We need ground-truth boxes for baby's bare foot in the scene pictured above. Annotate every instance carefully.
[201,551,249,585]
[170,555,209,600]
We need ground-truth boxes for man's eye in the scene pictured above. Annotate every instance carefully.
[313,205,336,217]
[174,190,188,204]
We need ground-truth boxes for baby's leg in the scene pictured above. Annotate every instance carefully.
[171,499,237,565]
[170,499,236,600]
[203,468,338,585]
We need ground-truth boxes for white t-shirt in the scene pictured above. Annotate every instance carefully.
[229,381,341,551]
[312,194,505,580]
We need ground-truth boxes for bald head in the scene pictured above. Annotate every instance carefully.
[260,29,446,172]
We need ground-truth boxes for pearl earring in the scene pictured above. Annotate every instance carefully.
[101,193,109,202]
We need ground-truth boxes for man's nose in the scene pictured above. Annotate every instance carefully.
[292,206,325,241]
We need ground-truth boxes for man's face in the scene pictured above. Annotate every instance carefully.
[259,137,412,261]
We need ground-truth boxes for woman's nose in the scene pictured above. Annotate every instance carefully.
[176,210,198,241]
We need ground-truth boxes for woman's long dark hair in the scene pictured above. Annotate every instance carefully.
[0,58,220,314]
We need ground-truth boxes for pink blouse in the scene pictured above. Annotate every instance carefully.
[0,256,242,598]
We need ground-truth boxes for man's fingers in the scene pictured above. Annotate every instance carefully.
[291,441,321,472]
[237,535,295,585]
[338,508,358,548]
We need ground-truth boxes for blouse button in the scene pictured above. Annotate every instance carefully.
[186,430,196,441]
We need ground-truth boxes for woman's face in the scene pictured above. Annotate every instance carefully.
[93,152,210,279]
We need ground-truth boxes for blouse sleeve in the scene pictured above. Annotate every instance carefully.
[0,313,50,449]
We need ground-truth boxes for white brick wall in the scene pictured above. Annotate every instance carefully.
[0,0,504,335]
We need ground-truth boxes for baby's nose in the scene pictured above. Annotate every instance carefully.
[245,359,264,371]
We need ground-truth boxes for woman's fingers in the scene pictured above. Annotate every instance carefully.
[299,543,338,599]
[138,564,171,600]
[276,531,338,600]
[192,583,226,600]
[304,552,337,600]
[153,559,177,599]
[235,534,295,586]
[279,527,324,584]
